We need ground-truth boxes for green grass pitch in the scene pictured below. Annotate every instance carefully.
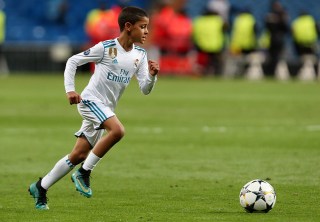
[0,74,319,221]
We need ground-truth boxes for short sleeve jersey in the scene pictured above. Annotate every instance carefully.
[64,38,157,111]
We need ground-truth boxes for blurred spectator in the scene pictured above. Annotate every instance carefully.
[291,11,319,81]
[0,3,8,74]
[150,0,193,74]
[151,0,192,55]
[0,5,4,50]
[228,8,258,76]
[192,8,227,75]
[85,2,123,46]
[264,0,289,76]
[291,11,319,57]
[230,8,257,55]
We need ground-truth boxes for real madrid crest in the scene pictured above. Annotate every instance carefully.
[109,48,117,59]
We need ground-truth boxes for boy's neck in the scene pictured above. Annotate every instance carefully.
[117,36,134,52]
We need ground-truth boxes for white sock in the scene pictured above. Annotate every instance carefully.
[41,155,75,190]
[82,151,101,171]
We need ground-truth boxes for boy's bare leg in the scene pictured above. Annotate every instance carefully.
[71,116,125,197]
[69,136,92,165]
[91,115,125,158]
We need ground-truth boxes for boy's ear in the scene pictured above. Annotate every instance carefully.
[125,22,133,31]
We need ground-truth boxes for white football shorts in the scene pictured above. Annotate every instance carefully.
[74,99,115,147]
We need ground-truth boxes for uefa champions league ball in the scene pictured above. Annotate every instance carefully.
[239,179,276,213]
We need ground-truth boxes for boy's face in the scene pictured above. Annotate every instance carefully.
[128,17,149,44]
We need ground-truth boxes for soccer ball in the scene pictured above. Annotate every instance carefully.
[239,179,276,213]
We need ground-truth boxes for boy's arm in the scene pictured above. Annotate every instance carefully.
[64,43,105,104]
[135,56,159,95]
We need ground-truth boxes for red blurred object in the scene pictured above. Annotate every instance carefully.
[152,6,192,54]
[159,54,193,75]
[85,6,122,44]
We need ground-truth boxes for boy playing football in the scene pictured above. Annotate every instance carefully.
[28,6,159,210]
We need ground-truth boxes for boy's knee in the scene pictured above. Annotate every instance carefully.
[114,124,125,140]
[102,117,125,141]
[69,151,88,165]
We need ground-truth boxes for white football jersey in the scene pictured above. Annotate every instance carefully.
[64,38,157,111]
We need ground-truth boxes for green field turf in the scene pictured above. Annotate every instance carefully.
[0,74,319,221]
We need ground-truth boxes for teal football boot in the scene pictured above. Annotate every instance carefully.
[28,178,49,210]
[71,169,92,198]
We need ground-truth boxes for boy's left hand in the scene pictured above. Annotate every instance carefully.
[148,60,160,76]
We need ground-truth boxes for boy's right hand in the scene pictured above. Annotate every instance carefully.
[66,91,82,105]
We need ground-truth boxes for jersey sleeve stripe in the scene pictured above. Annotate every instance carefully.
[134,46,146,53]
[103,40,116,48]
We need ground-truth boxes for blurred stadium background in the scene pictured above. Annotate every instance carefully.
[1,0,320,74]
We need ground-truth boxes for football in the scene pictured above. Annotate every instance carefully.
[239,179,276,213]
